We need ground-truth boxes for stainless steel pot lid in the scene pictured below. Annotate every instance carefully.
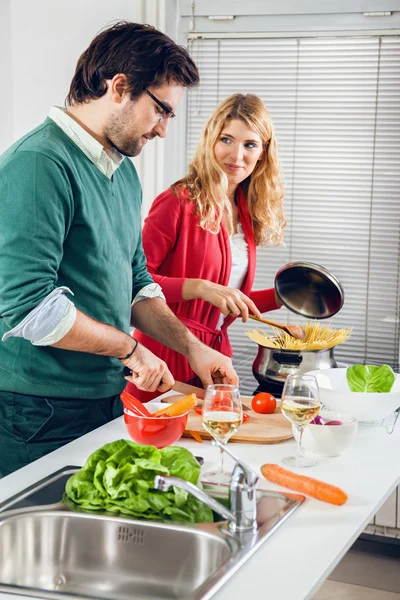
[274,261,344,319]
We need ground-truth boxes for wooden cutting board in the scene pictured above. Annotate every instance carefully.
[165,394,293,444]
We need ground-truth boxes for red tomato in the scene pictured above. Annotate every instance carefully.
[252,392,277,414]
[211,390,232,412]
[195,404,249,422]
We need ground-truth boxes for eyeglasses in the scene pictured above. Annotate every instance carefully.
[145,89,176,122]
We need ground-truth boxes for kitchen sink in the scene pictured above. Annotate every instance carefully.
[0,467,304,599]
[0,507,237,599]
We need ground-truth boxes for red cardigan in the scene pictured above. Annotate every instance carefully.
[127,185,279,401]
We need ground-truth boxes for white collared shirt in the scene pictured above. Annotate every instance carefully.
[2,107,164,346]
[49,106,123,180]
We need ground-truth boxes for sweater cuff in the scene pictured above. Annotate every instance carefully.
[250,288,280,313]
[153,275,186,304]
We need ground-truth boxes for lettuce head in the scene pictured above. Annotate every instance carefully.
[64,440,213,523]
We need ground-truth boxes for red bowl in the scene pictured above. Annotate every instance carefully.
[123,402,188,448]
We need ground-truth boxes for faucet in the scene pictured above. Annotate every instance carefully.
[154,440,259,533]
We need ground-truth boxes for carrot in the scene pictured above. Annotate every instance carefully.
[261,464,348,506]
[153,394,197,417]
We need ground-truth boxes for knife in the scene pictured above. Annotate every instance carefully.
[123,367,205,399]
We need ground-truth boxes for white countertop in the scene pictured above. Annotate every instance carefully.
[0,399,399,600]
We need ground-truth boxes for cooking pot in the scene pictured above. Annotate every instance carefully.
[251,261,345,394]
[252,345,338,387]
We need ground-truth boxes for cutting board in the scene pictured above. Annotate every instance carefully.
[165,394,293,444]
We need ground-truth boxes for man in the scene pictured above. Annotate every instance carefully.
[0,22,238,476]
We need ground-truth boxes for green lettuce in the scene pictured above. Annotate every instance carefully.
[64,440,213,523]
[346,364,396,393]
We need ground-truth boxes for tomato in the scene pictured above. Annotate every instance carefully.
[211,390,232,412]
[251,392,277,414]
[195,404,249,422]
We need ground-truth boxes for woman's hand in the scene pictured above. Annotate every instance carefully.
[183,279,262,322]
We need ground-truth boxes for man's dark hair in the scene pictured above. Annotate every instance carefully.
[66,21,199,105]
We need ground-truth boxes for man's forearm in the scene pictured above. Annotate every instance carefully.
[51,309,134,359]
[131,297,199,357]
[131,298,239,388]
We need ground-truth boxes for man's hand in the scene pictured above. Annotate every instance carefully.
[187,343,239,389]
[130,297,239,389]
[122,343,175,393]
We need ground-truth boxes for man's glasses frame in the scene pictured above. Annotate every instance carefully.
[145,89,176,122]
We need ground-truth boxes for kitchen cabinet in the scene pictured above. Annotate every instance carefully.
[375,489,398,529]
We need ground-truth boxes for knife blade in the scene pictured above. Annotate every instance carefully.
[169,380,205,399]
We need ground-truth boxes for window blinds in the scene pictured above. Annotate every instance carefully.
[186,35,400,393]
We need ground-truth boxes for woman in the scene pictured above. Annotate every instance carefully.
[127,94,285,401]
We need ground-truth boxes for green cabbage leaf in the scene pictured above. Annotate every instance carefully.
[346,364,396,393]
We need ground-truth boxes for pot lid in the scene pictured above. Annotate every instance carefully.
[274,261,344,320]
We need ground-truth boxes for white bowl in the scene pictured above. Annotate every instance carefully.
[306,368,400,422]
[293,410,358,457]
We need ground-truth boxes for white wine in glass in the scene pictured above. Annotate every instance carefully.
[281,374,320,468]
[201,384,242,485]
[202,411,242,443]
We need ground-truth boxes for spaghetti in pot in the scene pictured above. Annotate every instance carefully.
[246,321,352,351]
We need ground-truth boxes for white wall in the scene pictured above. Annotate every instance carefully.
[6,0,141,142]
[133,0,167,215]
[0,0,171,215]
[0,0,13,155]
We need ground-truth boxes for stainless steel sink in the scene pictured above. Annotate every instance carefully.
[0,467,304,599]
[0,507,237,599]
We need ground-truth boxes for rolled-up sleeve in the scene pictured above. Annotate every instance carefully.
[132,282,165,305]
[2,287,76,345]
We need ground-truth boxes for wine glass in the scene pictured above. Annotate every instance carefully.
[280,373,320,468]
[201,384,242,485]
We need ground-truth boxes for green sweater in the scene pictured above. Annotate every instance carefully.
[0,119,153,398]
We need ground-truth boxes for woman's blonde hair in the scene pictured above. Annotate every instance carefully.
[174,94,285,246]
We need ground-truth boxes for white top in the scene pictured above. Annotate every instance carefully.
[0,391,398,600]
[216,222,249,330]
